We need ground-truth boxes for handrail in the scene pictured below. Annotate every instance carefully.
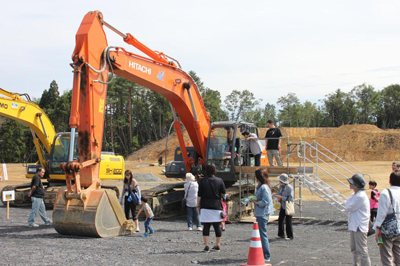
[297,141,369,183]
[311,141,368,178]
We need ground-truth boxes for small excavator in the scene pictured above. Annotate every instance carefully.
[53,11,266,237]
[0,88,124,207]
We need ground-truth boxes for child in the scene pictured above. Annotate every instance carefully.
[221,195,228,231]
[135,197,154,237]
[369,181,379,222]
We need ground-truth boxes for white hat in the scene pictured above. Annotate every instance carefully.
[186,173,195,182]
[278,174,289,184]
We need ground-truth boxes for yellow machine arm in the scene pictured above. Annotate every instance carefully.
[0,88,57,166]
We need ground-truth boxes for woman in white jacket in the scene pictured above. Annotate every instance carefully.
[373,171,400,265]
[184,173,202,231]
[345,174,371,266]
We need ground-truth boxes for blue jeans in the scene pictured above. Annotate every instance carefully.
[144,217,154,233]
[187,207,201,228]
[255,153,261,166]
[256,216,271,261]
[28,197,51,226]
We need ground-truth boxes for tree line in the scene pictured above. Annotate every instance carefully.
[0,73,399,163]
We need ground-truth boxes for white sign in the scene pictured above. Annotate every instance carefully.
[2,190,15,201]
[2,164,8,180]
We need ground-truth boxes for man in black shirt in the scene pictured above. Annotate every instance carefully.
[265,120,283,166]
[27,168,52,227]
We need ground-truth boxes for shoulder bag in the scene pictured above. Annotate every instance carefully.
[284,185,295,216]
[381,189,400,239]
[285,200,295,216]
[127,185,140,205]
[182,183,192,209]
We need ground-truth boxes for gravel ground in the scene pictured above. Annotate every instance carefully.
[0,201,382,266]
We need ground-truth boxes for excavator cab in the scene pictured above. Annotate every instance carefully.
[206,122,259,187]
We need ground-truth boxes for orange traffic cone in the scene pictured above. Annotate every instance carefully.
[241,222,271,266]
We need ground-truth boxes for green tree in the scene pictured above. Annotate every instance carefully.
[188,71,227,122]
[263,103,277,126]
[242,108,263,125]
[376,84,400,128]
[224,90,260,121]
[322,89,348,126]
[277,93,301,127]
[0,119,32,162]
[351,83,378,124]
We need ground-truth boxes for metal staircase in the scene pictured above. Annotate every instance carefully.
[301,174,347,212]
[292,140,370,213]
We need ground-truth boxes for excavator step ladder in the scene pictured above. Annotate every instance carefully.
[294,140,370,214]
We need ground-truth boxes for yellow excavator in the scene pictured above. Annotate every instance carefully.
[0,88,125,207]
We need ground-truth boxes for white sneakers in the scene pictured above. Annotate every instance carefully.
[29,223,39,228]
[188,227,202,231]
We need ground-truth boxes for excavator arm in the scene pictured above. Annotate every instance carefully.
[54,10,211,237]
[68,11,210,186]
[0,88,56,169]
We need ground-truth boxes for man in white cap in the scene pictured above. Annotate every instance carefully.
[184,173,202,231]
[345,174,371,266]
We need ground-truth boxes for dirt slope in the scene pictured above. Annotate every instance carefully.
[129,124,400,163]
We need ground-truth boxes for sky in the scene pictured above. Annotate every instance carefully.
[1,0,400,108]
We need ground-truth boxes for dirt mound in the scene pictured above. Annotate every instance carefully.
[127,132,192,163]
[326,124,383,138]
[127,124,400,163]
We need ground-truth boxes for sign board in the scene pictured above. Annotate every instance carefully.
[2,164,8,180]
[2,190,15,202]
[0,164,7,181]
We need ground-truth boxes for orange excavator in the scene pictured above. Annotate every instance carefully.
[53,11,261,237]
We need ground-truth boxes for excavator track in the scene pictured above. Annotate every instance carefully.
[1,183,32,207]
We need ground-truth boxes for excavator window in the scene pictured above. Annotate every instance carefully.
[49,134,78,174]
[207,126,236,172]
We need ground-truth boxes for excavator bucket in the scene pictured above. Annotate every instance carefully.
[53,188,134,238]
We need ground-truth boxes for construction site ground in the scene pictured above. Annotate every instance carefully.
[0,160,395,201]
[0,124,398,265]
[0,200,382,265]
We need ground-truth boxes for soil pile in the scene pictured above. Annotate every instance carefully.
[128,124,400,163]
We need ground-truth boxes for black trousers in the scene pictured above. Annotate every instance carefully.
[278,207,293,239]
[202,222,222,237]
[370,208,377,222]
[124,196,137,220]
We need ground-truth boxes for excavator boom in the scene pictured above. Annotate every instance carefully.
[53,10,211,237]
[0,88,55,155]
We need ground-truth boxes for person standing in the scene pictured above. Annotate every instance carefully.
[120,170,141,232]
[184,173,202,231]
[252,168,274,263]
[198,164,226,253]
[373,171,400,266]
[273,174,294,240]
[27,168,52,227]
[368,181,379,222]
[221,196,228,231]
[345,174,371,266]
[392,162,400,173]
[242,131,263,166]
[265,120,283,167]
